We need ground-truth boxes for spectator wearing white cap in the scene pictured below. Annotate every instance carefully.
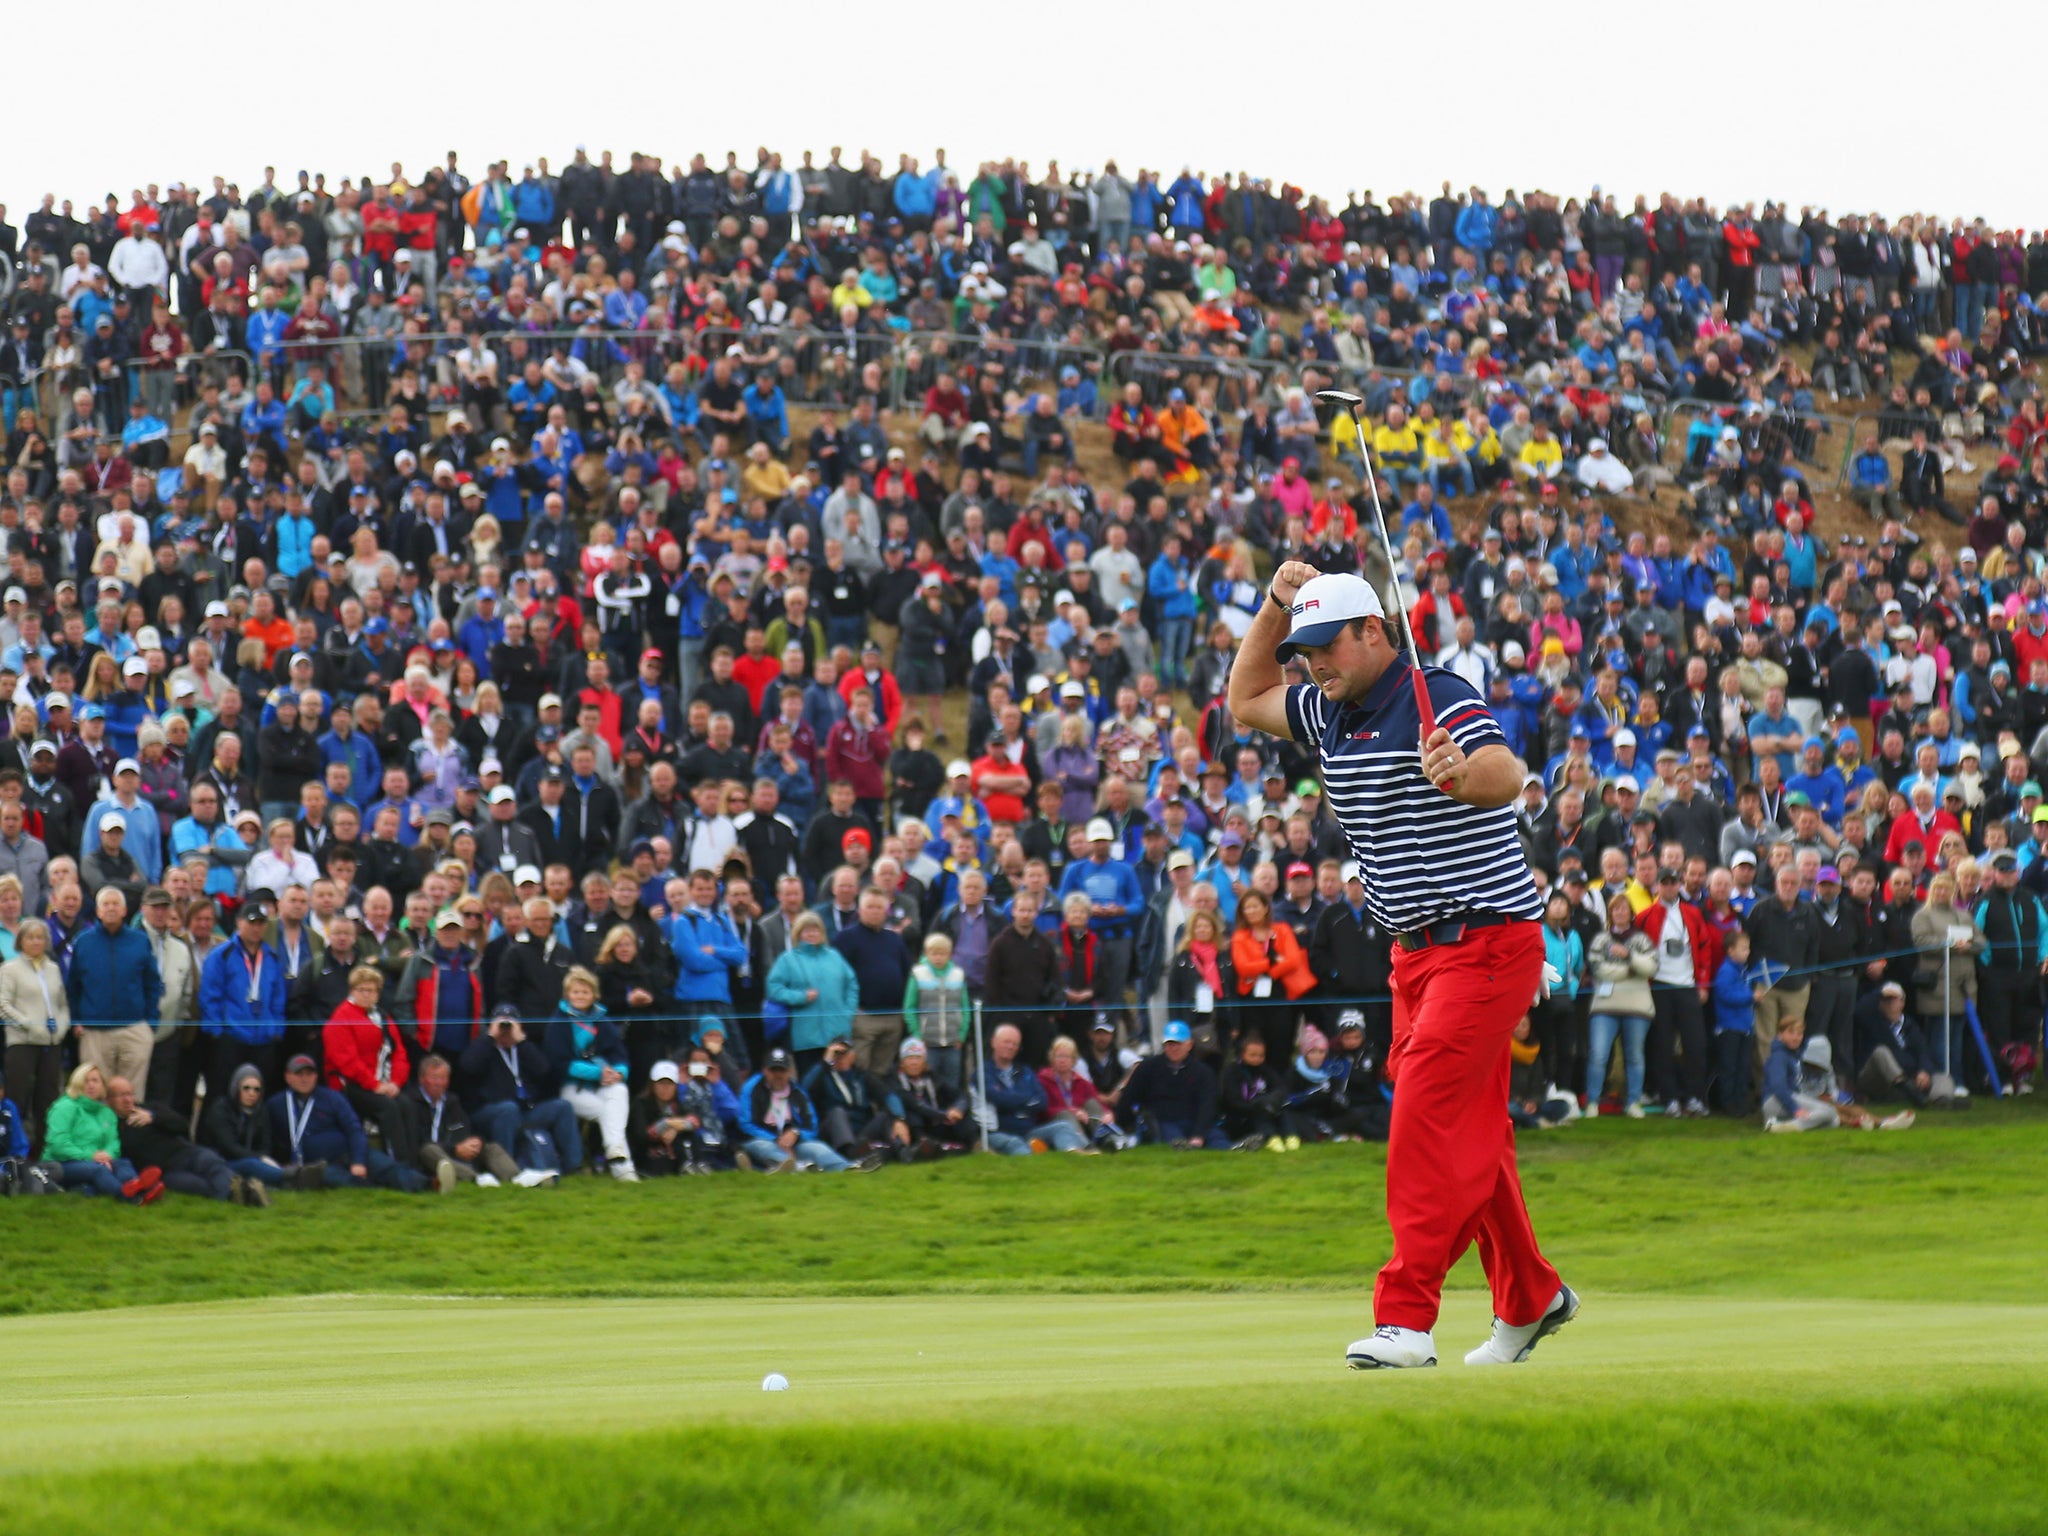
[1576,437,1634,496]
[81,758,162,883]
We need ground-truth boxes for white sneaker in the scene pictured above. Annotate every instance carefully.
[1954,1085,1971,1100]
[1624,1102,1645,1119]
[512,1167,557,1187]
[608,1158,640,1182]
[1464,1284,1580,1366]
[474,1173,501,1188]
[1345,1325,1437,1369]
[1878,1110,1916,1131]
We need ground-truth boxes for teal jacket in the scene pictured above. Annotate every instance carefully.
[766,941,862,1053]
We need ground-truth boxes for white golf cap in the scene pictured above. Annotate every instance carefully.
[1060,680,1086,700]
[947,758,972,778]
[1613,773,1640,793]
[122,656,149,677]
[648,1061,680,1084]
[512,864,543,885]
[43,691,70,711]
[1613,728,1637,748]
[1275,573,1383,663]
[1167,850,1195,870]
[538,693,563,712]
[113,757,141,776]
[205,601,229,618]
[1341,860,1363,883]
[1731,849,1757,867]
[488,785,517,805]
[1085,817,1115,842]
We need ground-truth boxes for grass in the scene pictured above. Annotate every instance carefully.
[5,1106,2045,1533]
[5,1106,2045,1317]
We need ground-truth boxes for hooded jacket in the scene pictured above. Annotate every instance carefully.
[765,940,862,1053]
[201,1065,275,1161]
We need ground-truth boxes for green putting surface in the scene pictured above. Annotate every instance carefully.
[10,1290,2048,1459]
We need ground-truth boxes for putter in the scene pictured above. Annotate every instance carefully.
[1314,389,1436,740]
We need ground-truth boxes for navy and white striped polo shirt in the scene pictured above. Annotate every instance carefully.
[1285,658,1543,935]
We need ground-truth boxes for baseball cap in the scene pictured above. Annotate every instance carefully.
[1341,861,1361,883]
[1285,861,1313,879]
[1060,680,1086,700]
[764,1048,794,1070]
[898,1038,928,1059]
[512,865,542,886]
[1161,1020,1192,1044]
[947,759,972,778]
[1275,573,1384,663]
[487,785,517,805]
[122,656,149,678]
[1816,865,1841,884]
[1084,818,1114,842]
[28,738,54,758]
[1784,790,1813,808]
[1613,773,1640,793]
[1167,850,1195,871]
[435,909,467,930]
[1731,848,1758,866]
[649,1061,681,1084]
[113,757,140,777]
[285,1054,318,1075]
[43,691,71,712]
[538,693,563,712]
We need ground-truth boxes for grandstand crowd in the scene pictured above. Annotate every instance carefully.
[0,146,2043,1202]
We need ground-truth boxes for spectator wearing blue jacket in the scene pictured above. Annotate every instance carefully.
[667,881,749,1027]
[741,376,790,455]
[1128,173,1164,233]
[1784,740,1846,826]
[892,165,940,224]
[268,1053,429,1190]
[199,899,291,1095]
[1059,819,1144,1018]
[1147,539,1198,690]
[1453,193,1497,257]
[317,719,382,808]
[274,506,317,580]
[512,170,555,233]
[1165,173,1205,231]
[68,885,163,1095]
[736,1051,849,1171]
[1711,930,1760,1117]
[457,589,506,674]
[1850,439,1902,519]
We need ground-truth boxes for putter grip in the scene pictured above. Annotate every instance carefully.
[1412,664,1436,740]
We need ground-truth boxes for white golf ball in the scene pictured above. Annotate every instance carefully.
[762,1372,790,1392]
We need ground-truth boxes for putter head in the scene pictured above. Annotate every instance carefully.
[1314,389,1366,410]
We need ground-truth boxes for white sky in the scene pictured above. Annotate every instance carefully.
[11,1,2042,229]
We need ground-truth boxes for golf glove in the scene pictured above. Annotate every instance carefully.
[1536,962,1562,1006]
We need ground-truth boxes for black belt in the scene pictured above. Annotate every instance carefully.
[1394,911,1513,952]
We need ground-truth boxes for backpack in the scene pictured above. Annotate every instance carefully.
[515,1127,561,1174]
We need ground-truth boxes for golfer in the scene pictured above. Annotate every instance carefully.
[1229,562,1578,1368]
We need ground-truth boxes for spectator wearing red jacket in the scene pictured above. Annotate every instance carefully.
[824,689,891,819]
[1635,869,1719,1116]
[1883,784,1962,866]
[921,371,971,455]
[324,966,423,1168]
[838,649,903,740]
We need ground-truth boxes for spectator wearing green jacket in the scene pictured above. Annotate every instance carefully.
[44,1062,153,1200]
[766,911,861,1077]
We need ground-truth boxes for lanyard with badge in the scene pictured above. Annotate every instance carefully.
[34,961,57,1036]
[286,1093,315,1162]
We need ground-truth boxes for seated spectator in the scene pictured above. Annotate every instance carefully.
[736,1046,856,1172]
[460,1008,581,1180]
[892,1037,974,1157]
[797,1037,900,1166]
[1760,1018,1840,1132]
[544,965,637,1181]
[323,964,421,1172]
[108,1072,236,1201]
[1217,1033,1297,1150]
[1120,1018,1219,1146]
[44,1062,159,1200]
[1037,1033,1121,1149]
[200,1063,285,1199]
[267,1050,432,1191]
[1854,980,1945,1109]
[403,1050,522,1188]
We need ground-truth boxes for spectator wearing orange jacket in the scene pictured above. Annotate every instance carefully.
[1230,888,1315,1061]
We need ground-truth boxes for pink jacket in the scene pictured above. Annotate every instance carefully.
[1530,613,1583,657]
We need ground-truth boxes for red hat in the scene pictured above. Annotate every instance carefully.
[641,648,664,664]
[1282,455,1301,469]
[1285,861,1313,879]
[842,827,873,853]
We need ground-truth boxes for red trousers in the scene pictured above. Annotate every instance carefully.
[1375,920,1560,1332]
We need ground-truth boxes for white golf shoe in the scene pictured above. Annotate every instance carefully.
[1464,1284,1581,1366]
[1345,1326,1437,1369]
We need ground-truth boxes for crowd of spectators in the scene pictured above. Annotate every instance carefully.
[1,146,2045,1203]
